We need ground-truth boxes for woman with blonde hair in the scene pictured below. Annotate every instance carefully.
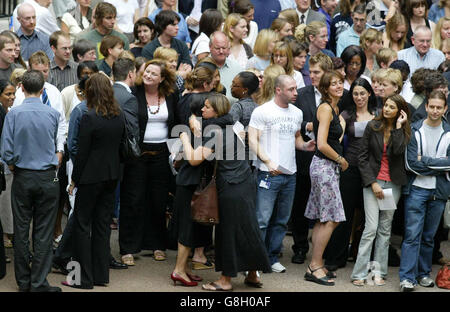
[432,17,450,49]
[228,0,258,49]
[383,13,408,52]
[246,29,279,71]
[223,13,253,69]
[295,21,335,72]
[360,29,383,77]
[278,8,300,30]
[441,38,450,60]
[153,47,191,93]
[256,64,285,104]
[270,42,305,89]
[270,18,294,40]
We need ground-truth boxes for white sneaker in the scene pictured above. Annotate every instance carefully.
[271,262,286,273]
[400,279,415,292]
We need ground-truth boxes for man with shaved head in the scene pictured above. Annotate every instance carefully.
[14,3,54,61]
[209,31,242,103]
[248,74,315,273]
[398,26,445,77]
[13,0,60,37]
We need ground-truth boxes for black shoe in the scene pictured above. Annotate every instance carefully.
[110,258,128,269]
[52,258,70,275]
[30,286,62,292]
[291,251,306,264]
[388,245,400,267]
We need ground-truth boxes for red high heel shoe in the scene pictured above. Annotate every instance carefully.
[171,272,198,287]
[187,272,203,282]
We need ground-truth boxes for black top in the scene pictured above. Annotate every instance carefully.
[207,129,251,184]
[72,109,125,185]
[96,59,112,77]
[406,19,430,48]
[130,47,143,58]
[0,105,6,139]
[341,110,367,166]
[313,103,343,160]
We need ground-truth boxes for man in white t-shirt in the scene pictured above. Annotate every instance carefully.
[248,75,315,273]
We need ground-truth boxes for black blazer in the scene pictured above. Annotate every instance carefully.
[358,120,408,187]
[179,0,217,16]
[134,85,180,147]
[72,109,125,185]
[113,83,140,143]
[294,85,348,175]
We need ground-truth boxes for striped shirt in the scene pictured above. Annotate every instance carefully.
[16,28,54,61]
[49,60,78,91]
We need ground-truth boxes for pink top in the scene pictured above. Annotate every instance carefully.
[376,144,391,182]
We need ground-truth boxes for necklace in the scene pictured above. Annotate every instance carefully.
[147,95,161,115]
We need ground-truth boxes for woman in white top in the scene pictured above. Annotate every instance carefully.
[105,0,141,43]
[61,61,98,122]
[61,0,93,43]
[246,29,279,72]
[191,9,224,65]
[270,41,305,89]
[228,0,258,49]
[223,13,253,69]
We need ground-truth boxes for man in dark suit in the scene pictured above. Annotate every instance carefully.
[291,53,348,264]
[112,58,140,148]
[295,0,326,25]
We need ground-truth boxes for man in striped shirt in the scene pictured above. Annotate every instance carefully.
[49,31,78,91]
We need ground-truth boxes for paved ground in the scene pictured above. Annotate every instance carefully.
[1,224,449,293]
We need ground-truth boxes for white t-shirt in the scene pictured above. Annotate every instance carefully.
[191,32,210,65]
[105,0,139,33]
[249,100,303,173]
[293,70,305,89]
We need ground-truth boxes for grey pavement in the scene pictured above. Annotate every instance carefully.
[1,223,449,292]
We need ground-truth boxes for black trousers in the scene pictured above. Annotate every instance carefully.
[73,180,117,287]
[0,214,5,280]
[11,168,59,290]
[291,173,311,255]
[324,165,363,266]
[119,144,170,255]
[54,212,75,262]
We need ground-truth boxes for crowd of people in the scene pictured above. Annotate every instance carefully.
[0,0,449,292]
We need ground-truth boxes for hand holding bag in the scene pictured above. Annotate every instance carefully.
[191,161,219,226]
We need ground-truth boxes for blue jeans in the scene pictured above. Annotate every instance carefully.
[399,186,446,284]
[256,170,296,265]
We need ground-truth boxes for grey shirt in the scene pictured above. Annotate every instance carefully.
[49,60,79,91]
[0,97,60,170]
[0,63,19,83]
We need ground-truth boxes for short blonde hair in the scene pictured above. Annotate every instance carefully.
[223,13,246,45]
[278,8,299,29]
[360,28,382,50]
[253,29,279,57]
[376,48,398,67]
[153,47,178,61]
[9,68,27,87]
[118,50,135,61]
[379,68,403,93]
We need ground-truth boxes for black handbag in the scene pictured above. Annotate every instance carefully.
[0,163,6,195]
[120,115,141,161]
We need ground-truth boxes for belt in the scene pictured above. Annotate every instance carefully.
[141,150,164,156]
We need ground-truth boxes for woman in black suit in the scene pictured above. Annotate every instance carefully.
[119,59,180,265]
[64,73,125,289]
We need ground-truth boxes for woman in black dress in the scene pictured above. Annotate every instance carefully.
[180,93,271,291]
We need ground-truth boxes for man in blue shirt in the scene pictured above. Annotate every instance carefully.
[0,70,62,292]
[15,3,53,61]
[398,26,446,78]
[252,0,281,31]
[336,5,367,57]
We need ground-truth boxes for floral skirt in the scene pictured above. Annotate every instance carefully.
[305,155,346,223]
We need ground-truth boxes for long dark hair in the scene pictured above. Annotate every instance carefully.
[341,45,367,79]
[85,73,121,117]
[347,78,377,120]
[372,94,411,141]
[318,70,345,106]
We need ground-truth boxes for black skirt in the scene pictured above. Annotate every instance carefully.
[174,184,213,248]
[214,174,271,277]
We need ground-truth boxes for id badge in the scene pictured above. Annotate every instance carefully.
[259,175,271,189]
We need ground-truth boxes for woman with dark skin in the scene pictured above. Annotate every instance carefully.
[341,45,368,90]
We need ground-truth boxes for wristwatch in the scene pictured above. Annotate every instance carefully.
[56,150,64,155]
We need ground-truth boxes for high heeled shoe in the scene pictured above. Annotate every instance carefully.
[187,272,203,282]
[170,272,198,287]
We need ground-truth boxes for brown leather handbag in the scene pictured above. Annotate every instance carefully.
[191,161,219,225]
